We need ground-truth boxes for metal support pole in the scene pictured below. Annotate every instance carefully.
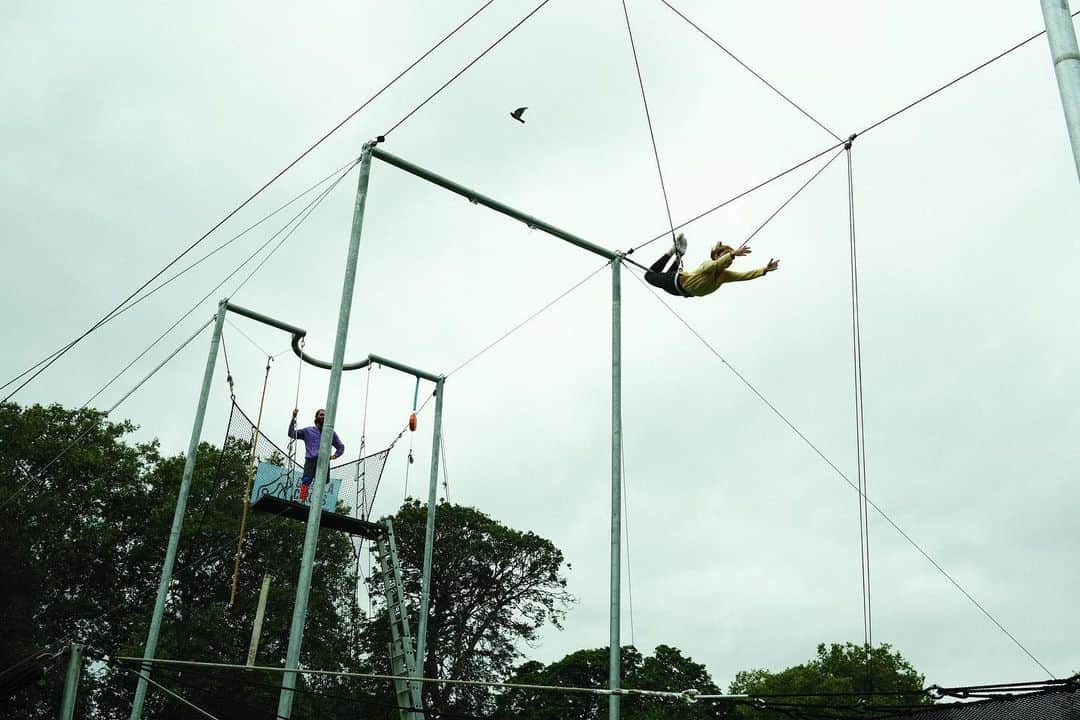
[276,143,374,719]
[247,575,273,667]
[130,301,227,720]
[608,258,623,720]
[59,644,83,720]
[413,375,445,717]
[1042,0,1080,178]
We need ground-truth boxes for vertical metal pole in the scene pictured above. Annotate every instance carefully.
[1041,0,1080,179]
[247,575,273,667]
[59,644,83,720]
[276,145,373,719]
[130,301,227,720]
[608,258,623,720]
[413,375,445,717]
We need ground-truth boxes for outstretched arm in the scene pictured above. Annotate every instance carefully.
[721,258,779,282]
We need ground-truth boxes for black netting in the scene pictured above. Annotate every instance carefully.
[226,402,391,521]
[882,690,1080,719]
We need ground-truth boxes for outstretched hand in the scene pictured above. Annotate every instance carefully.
[734,245,752,257]
[292,408,299,419]
[766,258,780,273]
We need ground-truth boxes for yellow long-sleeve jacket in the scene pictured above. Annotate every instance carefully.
[678,252,767,297]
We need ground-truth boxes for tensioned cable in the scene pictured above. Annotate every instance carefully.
[0,160,354,399]
[118,666,224,720]
[629,140,845,254]
[6,166,352,519]
[629,7,1080,256]
[0,1,497,403]
[117,656,743,701]
[625,267,1056,678]
[77,160,356,412]
[0,317,213,511]
[736,147,844,252]
[447,261,611,376]
[622,0,677,247]
[382,0,556,136]
[846,143,873,679]
[658,0,841,142]
[225,317,272,357]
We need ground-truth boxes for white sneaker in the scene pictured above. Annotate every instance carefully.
[674,233,688,256]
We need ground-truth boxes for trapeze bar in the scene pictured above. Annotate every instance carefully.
[370,147,618,261]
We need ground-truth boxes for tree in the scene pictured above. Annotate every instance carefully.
[496,644,728,719]
[0,402,368,719]
[729,643,933,718]
[359,499,574,718]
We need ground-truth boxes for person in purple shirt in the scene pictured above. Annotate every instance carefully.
[288,408,345,503]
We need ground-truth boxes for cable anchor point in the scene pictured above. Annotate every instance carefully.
[844,132,858,150]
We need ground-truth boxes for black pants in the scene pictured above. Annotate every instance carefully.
[644,253,687,297]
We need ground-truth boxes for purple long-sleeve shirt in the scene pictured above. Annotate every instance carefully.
[288,419,345,460]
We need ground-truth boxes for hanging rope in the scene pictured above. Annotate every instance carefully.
[845,138,873,683]
[229,355,273,606]
[621,0,677,248]
[285,337,305,471]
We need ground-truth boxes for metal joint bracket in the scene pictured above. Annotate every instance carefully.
[844,133,858,150]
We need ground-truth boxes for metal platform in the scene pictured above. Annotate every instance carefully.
[251,494,384,540]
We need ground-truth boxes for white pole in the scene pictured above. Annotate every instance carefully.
[1041,0,1080,178]
[247,575,272,667]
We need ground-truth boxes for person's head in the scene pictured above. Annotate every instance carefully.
[711,242,734,260]
[314,409,326,427]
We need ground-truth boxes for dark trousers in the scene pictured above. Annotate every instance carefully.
[644,253,687,297]
[301,456,323,487]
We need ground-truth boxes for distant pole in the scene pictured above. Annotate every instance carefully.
[130,300,227,720]
[59,644,83,720]
[276,143,374,719]
[1041,0,1080,179]
[247,575,273,667]
[608,257,623,720]
[413,375,445,717]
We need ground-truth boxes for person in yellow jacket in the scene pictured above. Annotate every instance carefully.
[643,233,779,297]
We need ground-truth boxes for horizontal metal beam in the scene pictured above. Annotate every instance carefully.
[369,353,442,383]
[226,301,307,338]
[371,147,617,261]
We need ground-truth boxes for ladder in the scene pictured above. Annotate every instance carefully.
[374,519,423,720]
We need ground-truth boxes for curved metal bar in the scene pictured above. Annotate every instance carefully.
[289,334,373,371]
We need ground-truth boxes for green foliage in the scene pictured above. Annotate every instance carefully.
[0,402,368,719]
[728,643,933,719]
[496,645,728,719]
[358,499,574,717]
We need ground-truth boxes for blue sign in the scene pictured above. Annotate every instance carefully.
[250,461,342,515]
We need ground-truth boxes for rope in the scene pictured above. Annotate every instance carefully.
[382,0,556,137]
[228,355,273,606]
[621,0,677,247]
[0,1,497,403]
[120,667,224,720]
[286,337,305,469]
[846,143,873,684]
[225,318,272,357]
[624,266,1056,678]
[658,0,841,142]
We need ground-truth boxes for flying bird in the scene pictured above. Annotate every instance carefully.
[510,106,527,123]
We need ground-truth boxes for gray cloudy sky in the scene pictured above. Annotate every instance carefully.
[3,0,1078,694]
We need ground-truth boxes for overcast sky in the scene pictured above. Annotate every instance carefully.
[3,0,1078,694]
